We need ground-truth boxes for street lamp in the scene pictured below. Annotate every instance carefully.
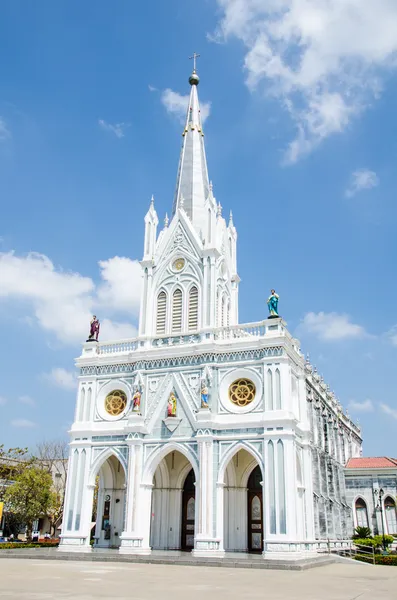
[374,488,387,551]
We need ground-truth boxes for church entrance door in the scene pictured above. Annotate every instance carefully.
[181,468,195,550]
[247,465,263,552]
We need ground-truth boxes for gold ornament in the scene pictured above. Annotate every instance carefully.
[105,390,127,416]
[228,378,256,407]
[173,258,185,271]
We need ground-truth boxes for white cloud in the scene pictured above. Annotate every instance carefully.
[0,250,142,345]
[385,326,397,346]
[212,0,397,161]
[380,402,397,420]
[148,84,158,92]
[97,256,142,314]
[98,119,129,139]
[0,117,10,140]
[11,419,36,428]
[161,89,211,124]
[345,169,379,198]
[43,367,77,390]
[0,396,7,406]
[299,311,368,341]
[348,399,374,413]
[19,395,36,407]
[100,319,138,340]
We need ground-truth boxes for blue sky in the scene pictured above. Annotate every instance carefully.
[1,0,397,455]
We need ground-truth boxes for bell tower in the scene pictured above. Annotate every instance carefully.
[138,62,239,339]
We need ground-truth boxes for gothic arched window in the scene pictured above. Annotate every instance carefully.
[172,288,183,333]
[385,497,397,534]
[156,291,167,334]
[355,498,369,528]
[188,286,199,331]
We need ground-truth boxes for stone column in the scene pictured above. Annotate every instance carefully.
[119,439,150,554]
[192,431,223,556]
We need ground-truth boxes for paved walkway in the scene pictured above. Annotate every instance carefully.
[0,558,396,599]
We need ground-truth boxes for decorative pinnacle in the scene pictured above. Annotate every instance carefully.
[217,202,222,217]
[150,194,155,207]
[164,213,169,228]
[229,210,234,226]
[189,52,200,85]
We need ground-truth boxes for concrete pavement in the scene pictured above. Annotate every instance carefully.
[0,558,396,599]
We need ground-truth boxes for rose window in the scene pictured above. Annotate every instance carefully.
[228,378,256,407]
[105,390,127,416]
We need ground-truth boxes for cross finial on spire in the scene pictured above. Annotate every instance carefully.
[189,52,200,73]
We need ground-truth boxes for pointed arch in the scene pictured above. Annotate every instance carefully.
[268,441,276,534]
[207,208,212,244]
[89,448,128,486]
[172,288,183,333]
[274,368,281,409]
[267,369,274,410]
[354,496,369,528]
[78,387,85,422]
[384,496,397,534]
[188,285,199,331]
[84,387,92,421]
[145,222,151,255]
[142,442,199,486]
[277,440,286,534]
[217,441,264,485]
[156,290,167,334]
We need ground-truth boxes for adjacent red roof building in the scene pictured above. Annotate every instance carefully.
[346,457,397,469]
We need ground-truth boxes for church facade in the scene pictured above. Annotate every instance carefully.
[59,67,363,558]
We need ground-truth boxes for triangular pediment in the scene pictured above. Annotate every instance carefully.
[145,373,197,439]
[155,210,202,264]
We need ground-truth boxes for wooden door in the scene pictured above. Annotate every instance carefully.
[247,465,263,552]
[181,468,195,550]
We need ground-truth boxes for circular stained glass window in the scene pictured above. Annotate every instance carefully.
[105,390,127,416]
[228,378,256,407]
[173,257,185,271]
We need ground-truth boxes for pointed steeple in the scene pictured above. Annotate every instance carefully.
[172,61,210,236]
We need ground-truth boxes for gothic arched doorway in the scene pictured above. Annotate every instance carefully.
[247,465,263,552]
[181,468,195,550]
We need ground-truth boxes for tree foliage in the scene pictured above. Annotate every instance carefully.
[4,467,57,541]
[34,440,68,535]
[0,445,33,499]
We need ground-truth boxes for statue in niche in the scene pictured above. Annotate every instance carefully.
[200,381,209,409]
[87,315,100,341]
[167,392,177,417]
[267,289,279,318]
[132,390,141,413]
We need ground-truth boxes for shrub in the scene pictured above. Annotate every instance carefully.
[375,555,397,566]
[353,526,372,539]
[0,541,59,550]
[373,535,394,548]
[353,538,377,548]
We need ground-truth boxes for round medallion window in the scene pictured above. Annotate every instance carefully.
[105,390,127,416]
[228,378,256,407]
[173,257,185,271]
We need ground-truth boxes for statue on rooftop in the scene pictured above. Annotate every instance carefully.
[267,290,280,318]
[87,315,100,342]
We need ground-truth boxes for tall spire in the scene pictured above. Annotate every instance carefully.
[172,58,210,235]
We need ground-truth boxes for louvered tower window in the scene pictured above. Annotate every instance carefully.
[156,291,167,334]
[188,286,199,331]
[172,288,183,333]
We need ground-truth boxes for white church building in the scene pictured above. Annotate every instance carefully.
[59,66,363,558]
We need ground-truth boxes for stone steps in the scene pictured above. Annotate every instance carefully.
[0,549,340,571]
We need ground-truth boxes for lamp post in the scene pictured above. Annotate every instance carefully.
[374,488,387,551]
